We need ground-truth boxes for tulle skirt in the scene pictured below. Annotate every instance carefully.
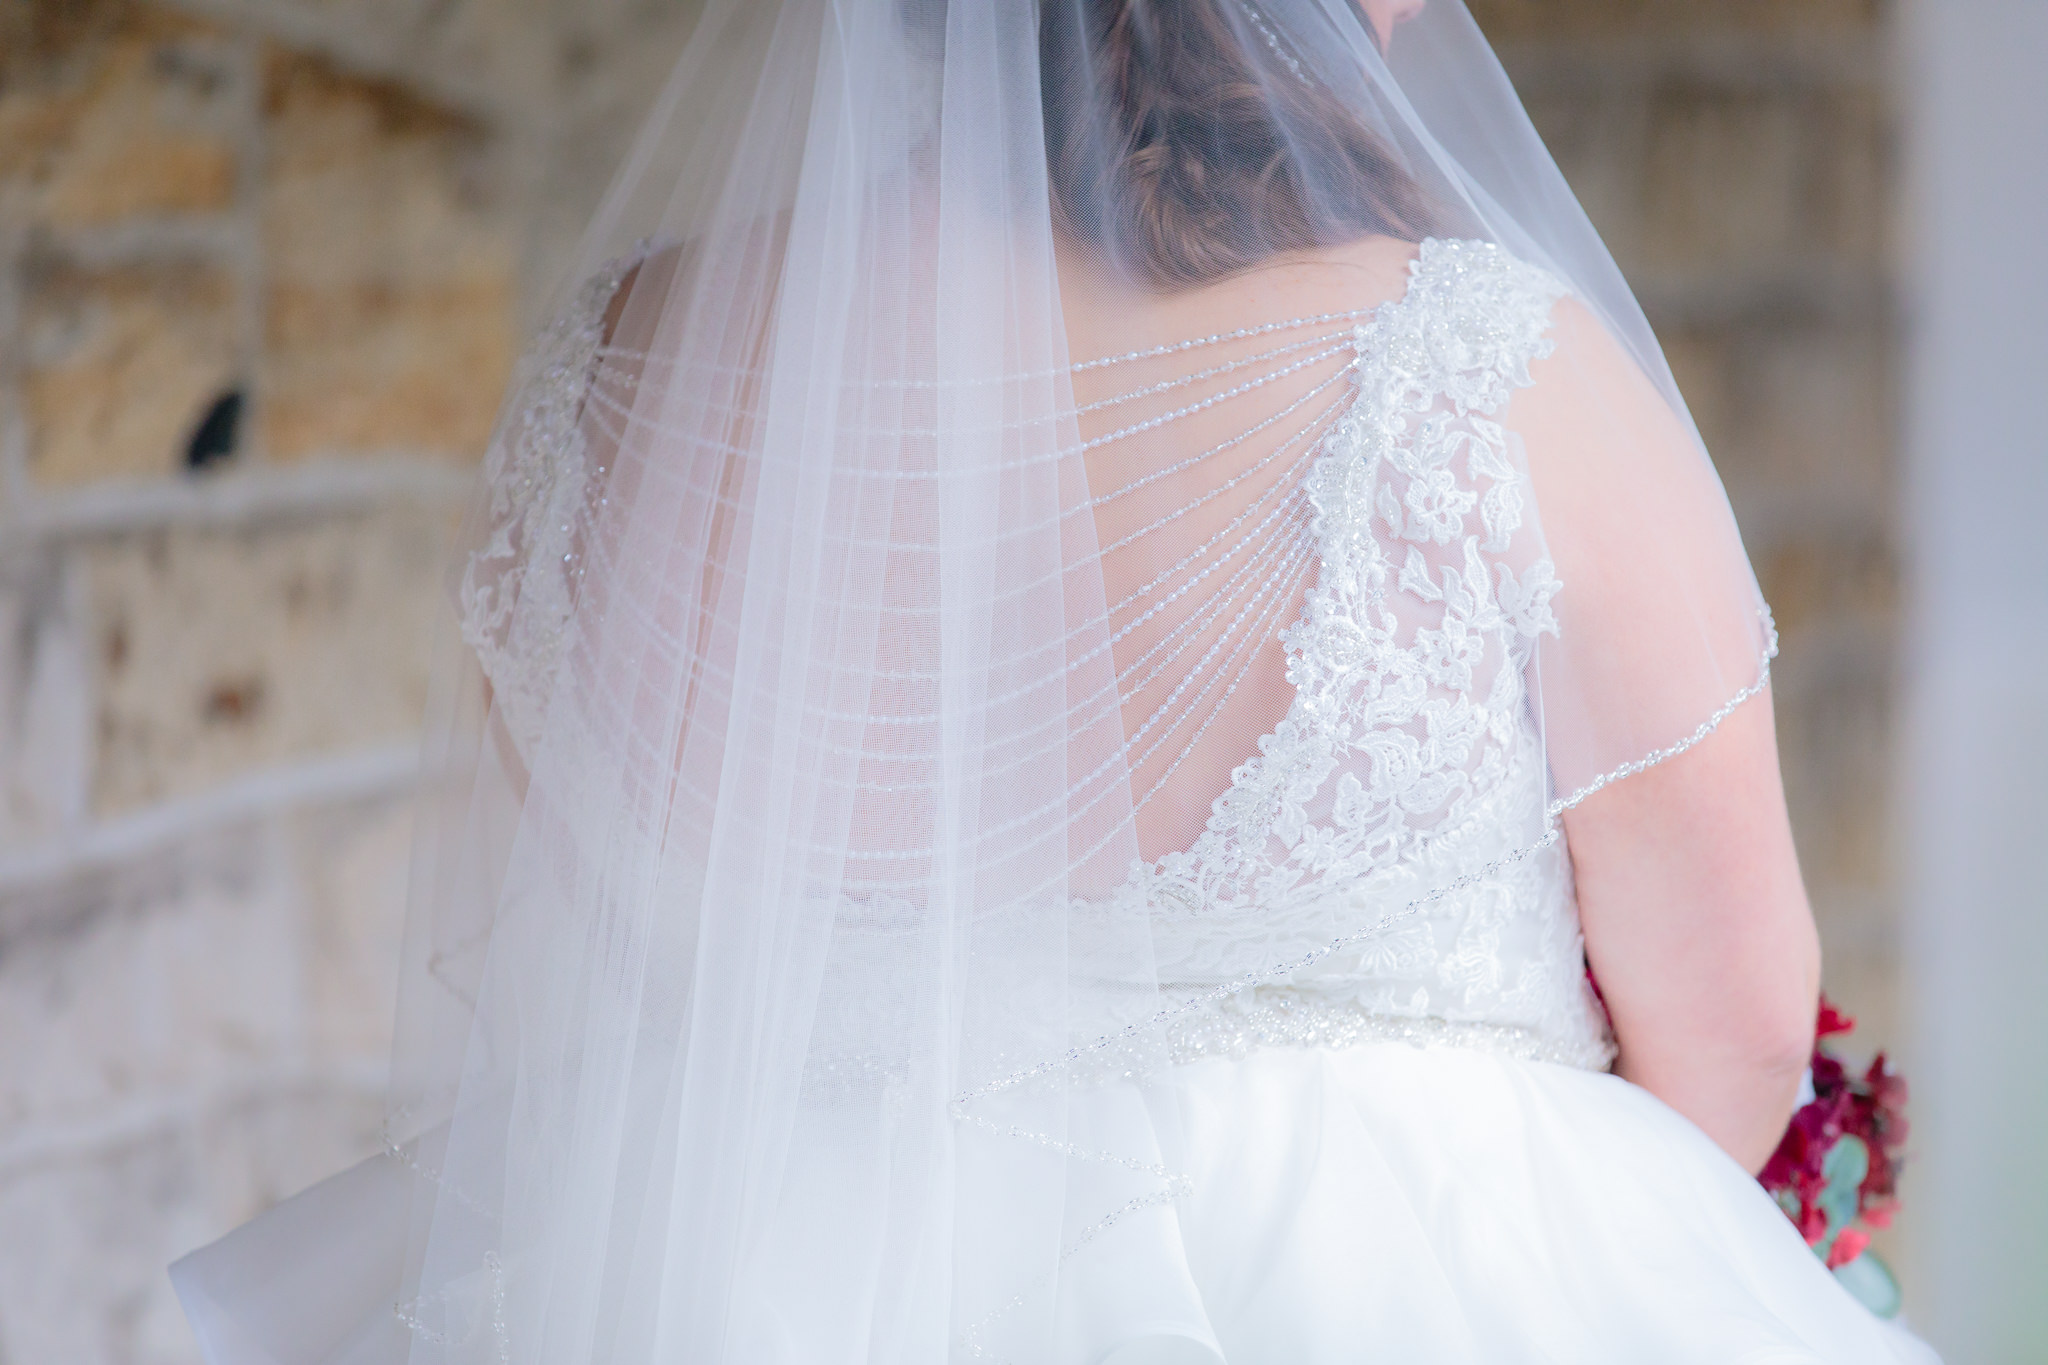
[172,1040,1939,1365]
[1060,1041,1937,1364]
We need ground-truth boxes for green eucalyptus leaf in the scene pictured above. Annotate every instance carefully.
[1832,1250,1902,1319]
[1818,1136,1869,1232]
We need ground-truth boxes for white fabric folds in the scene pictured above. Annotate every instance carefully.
[172,1047,1942,1364]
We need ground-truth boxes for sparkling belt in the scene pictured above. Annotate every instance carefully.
[1073,986,1616,1086]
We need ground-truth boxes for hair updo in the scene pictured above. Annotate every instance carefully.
[1038,0,1442,288]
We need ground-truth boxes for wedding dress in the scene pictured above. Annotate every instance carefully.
[171,3,1939,1362]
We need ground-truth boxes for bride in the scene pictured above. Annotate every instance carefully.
[172,1,1938,1361]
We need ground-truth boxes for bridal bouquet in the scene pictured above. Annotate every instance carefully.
[1758,996,1909,1317]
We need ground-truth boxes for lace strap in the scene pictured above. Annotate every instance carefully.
[1150,237,1570,900]
[457,245,653,761]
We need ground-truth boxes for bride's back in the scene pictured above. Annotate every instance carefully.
[1059,234,1423,861]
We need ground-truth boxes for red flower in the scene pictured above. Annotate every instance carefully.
[1810,1050,1848,1099]
[1826,1227,1871,1270]
[1757,995,1911,1274]
[1798,1200,1830,1247]
[1854,1053,1909,1207]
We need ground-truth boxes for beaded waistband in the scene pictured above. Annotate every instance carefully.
[1074,987,1617,1087]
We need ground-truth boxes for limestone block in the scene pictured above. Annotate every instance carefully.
[0,832,300,1144]
[293,792,411,1067]
[1773,625,1896,898]
[0,1129,206,1365]
[521,3,698,297]
[0,1087,384,1365]
[0,0,242,228]
[83,501,449,814]
[1641,85,1811,279]
[20,260,241,486]
[192,1083,387,1240]
[1737,324,1894,523]
[1641,84,1889,285]
[1664,321,1894,535]
[1516,88,1648,276]
[1754,531,1899,644]
[1801,87,1890,270]
[260,49,516,461]
[0,548,93,847]
[1469,0,1879,43]
[384,0,558,108]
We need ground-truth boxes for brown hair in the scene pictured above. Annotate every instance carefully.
[1039,0,1443,288]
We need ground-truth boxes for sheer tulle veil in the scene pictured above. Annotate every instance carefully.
[191,1,1774,1360]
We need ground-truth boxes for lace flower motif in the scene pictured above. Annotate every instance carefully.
[1141,238,1568,915]
[457,246,652,758]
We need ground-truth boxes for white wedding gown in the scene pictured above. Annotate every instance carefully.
[173,241,1938,1365]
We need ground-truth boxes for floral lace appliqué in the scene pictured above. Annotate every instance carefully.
[1144,239,1565,912]
[1133,238,1612,1069]
[458,246,649,760]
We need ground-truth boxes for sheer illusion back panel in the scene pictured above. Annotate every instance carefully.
[1062,235,1423,862]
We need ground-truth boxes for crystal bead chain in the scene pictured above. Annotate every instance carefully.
[654,502,1312,816]
[575,339,1350,453]
[1113,533,1307,719]
[1113,503,1311,705]
[1102,453,1309,617]
[946,537,1312,853]
[571,368,1340,574]
[1073,328,1350,415]
[1091,382,1344,547]
[1077,341,1351,455]
[1070,305,1380,371]
[571,337,1360,484]
[1102,489,1308,652]
[908,528,1315,856]
[1122,537,1316,817]
[598,303,1378,386]
[662,483,1308,749]
[1116,539,1307,748]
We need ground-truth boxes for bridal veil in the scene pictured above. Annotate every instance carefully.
[173,2,1773,1360]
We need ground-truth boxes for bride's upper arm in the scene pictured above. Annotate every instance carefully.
[1509,295,1818,1078]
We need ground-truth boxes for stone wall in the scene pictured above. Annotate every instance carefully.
[0,1,695,1359]
[0,1,1907,1359]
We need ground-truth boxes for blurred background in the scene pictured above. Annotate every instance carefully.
[0,0,2040,1360]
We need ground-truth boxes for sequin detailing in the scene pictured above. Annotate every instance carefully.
[457,244,650,760]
